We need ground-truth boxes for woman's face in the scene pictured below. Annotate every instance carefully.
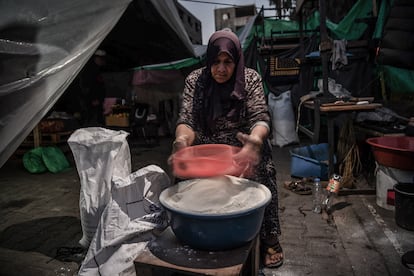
[210,52,235,83]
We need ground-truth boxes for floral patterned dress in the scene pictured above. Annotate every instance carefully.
[176,67,281,242]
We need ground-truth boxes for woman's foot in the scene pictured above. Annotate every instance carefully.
[262,241,284,268]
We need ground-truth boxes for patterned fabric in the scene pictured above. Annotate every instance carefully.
[177,66,281,241]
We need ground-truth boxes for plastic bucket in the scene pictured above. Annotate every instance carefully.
[394,183,414,231]
[375,164,414,210]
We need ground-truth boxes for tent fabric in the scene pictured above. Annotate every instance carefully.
[377,0,414,93]
[0,0,131,168]
[381,65,414,94]
[100,0,197,69]
[132,70,184,86]
[133,55,204,71]
[259,0,373,40]
[0,0,198,168]
[325,0,373,40]
[377,0,414,70]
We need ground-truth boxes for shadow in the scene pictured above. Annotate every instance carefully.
[0,216,83,262]
[330,201,352,212]
[402,250,414,270]
[148,227,253,269]
[0,198,35,209]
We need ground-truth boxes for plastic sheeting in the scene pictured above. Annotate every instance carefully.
[0,0,131,168]
[0,0,197,168]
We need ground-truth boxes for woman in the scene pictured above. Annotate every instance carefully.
[172,29,283,268]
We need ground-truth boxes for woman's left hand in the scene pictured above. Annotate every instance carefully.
[234,132,262,177]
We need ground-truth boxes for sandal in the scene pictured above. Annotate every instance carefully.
[284,180,312,195]
[261,241,284,268]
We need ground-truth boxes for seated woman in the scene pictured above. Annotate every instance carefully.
[171,29,284,268]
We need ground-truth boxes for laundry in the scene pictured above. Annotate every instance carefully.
[331,39,348,70]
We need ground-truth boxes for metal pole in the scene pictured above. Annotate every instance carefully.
[319,0,330,98]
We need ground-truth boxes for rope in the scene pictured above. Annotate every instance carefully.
[337,119,362,188]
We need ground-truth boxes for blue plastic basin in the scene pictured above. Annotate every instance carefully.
[159,177,271,251]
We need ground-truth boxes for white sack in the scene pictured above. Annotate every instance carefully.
[268,91,299,147]
[68,127,131,248]
[78,165,170,276]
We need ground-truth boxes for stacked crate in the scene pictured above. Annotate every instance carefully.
[14,121,73,158]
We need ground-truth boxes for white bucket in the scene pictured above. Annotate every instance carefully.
[375,162,414,210]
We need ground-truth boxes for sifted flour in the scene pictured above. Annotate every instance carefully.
[163,175,267,214]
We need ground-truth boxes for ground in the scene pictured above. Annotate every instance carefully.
[0,134,413,275]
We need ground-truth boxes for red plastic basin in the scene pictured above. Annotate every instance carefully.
[172,144,243,179]
[366,136,414,171]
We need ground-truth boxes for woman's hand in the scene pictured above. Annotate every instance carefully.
[234,132,263,177]
[168,124,196,165]
[168,134,190,167]
[172,135,190,153]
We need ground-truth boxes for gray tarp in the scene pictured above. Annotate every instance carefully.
[0,0,197,167]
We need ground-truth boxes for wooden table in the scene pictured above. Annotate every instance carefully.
[134,227,260,276]
[297,100,382,175]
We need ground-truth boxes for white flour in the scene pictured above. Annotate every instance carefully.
[163,176,268,214]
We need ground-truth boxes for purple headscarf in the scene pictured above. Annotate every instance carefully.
[206,29,246,100]
[195,29,246,133]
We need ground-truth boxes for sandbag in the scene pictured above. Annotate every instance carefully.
[42,146,70,173]
[23,147,48,174]
[68,127,131,248]
[268,91,299,147]
[78,165,170,276]
[22,146,70,173]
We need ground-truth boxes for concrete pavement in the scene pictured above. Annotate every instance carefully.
[0,135,413,275]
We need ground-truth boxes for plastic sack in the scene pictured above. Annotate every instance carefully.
[268,91,299,147]
[78,165,170,276]
[23,147,48,173]
[42,146,70,173]
[22,146,70,173]
[68,127,131,248]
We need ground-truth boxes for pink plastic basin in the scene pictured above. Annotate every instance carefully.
[366,136,414,171]
[172,144,243,179]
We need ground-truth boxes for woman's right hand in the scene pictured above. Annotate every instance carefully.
[234,132,263,178]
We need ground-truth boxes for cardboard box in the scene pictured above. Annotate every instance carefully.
[105,114,129,127]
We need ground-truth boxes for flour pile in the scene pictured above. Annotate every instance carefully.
[162,176,268,214]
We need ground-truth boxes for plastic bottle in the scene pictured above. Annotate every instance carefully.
[323,174,342,211]
[312,177,322,213]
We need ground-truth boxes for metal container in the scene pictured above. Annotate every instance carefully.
[159,176,271,251]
